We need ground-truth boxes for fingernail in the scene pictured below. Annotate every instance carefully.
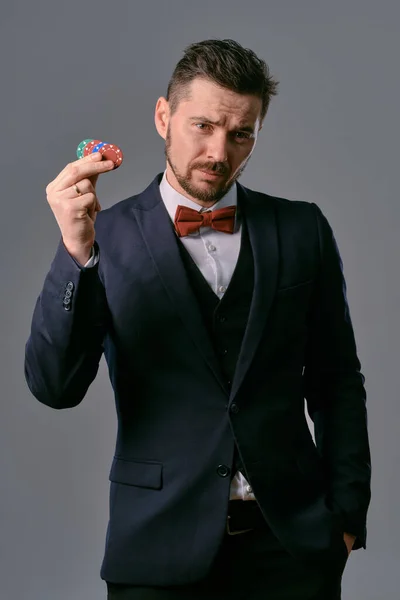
[91,152,101,160]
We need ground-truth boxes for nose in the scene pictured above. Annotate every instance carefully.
[206,132,229,164]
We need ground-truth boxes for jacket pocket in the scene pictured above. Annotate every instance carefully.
[276,279,314,294]
[109,457,163,490]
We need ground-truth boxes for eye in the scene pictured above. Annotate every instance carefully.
[234,132,251,140]
[195,123,211,131]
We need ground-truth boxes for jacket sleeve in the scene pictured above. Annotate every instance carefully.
[24,239,109,409]
[303,203,371,549]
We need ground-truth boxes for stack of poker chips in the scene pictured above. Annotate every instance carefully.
[76,139,124,169]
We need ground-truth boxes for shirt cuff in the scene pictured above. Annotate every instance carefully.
[84,246,99,268]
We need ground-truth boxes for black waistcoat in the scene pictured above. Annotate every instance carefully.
[176,209,254,479]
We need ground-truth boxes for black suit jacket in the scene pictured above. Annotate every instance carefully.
[24,174,371,586]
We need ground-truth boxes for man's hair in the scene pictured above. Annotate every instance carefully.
[166,39,279,122]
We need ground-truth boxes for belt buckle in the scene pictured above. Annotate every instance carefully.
[226,515,254,536]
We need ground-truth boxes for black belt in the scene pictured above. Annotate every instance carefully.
[226,500,267,535]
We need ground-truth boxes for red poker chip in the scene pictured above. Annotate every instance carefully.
[83,139,102,156]
[98,143,124,168]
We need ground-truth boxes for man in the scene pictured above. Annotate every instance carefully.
[25,39,371,599]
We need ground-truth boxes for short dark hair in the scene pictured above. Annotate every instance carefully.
[166,39,279,122]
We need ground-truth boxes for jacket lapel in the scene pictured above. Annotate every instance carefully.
[230,184,279,401]
[131,175,227,393]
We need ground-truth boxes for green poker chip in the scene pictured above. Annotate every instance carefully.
[76,138,94,159]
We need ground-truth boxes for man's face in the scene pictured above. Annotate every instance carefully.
[155,78,263,206]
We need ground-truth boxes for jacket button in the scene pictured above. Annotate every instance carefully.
[63,297,71,306]
[66,281,74,291]
[64,289,72,298]
[230,403,239,414]
[216,465,231,478]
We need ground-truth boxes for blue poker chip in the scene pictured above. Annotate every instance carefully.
[92,142,107,153]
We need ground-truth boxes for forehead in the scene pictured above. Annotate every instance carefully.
[177,77,262,124]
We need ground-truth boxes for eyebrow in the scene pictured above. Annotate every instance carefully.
[189,116,255,134]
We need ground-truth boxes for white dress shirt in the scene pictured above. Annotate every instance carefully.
[85,171,256,501]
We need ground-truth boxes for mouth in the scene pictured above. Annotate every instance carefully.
[198,170,225,179]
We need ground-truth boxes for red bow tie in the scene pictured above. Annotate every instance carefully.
[174,205,237,237]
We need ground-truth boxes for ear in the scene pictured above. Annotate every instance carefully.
[154,97,170,140]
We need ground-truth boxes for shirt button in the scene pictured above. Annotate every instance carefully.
[218,315,226,322]
[230,403,239,414]
[208,244,216,252]
[246,485,253,494]
[218,285,226,293]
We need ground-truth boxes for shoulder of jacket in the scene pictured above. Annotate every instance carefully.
[244,185,319,216]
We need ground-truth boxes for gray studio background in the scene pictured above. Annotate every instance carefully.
[1,1,398,598]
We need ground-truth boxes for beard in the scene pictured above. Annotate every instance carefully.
[164,126,250,203]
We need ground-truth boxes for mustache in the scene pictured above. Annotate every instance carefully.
[192,163,229,175]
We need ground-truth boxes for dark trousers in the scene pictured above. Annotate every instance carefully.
[106,521,348,600]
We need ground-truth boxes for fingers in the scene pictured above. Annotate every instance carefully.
[55,185,101,213]
[88,172,100,189]
[54,189,96,210]
[48,153,114,193]
[68,180,101,211]
[64,178,94,199]
[49,152,101,189]
[74,192,98,220]
[58,156,114,191]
